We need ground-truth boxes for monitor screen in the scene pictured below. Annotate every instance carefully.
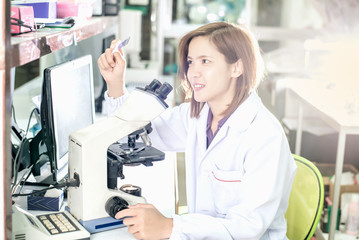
[40,55,95,183]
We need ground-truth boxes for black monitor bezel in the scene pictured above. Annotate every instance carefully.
[39,55,94,183]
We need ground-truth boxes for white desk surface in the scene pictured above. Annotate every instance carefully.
[90,227,136,240]
[285,78,359,132]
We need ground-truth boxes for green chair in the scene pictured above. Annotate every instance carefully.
[285,154,324,240]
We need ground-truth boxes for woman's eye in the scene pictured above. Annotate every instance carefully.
[202,59,210,64]
[187,59,192,65]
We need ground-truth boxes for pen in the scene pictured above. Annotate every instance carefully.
[112,37,130,54]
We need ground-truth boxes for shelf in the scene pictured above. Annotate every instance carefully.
[162,23,320,41]
[10,15,119,68]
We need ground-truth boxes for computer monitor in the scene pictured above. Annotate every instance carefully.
[38,54,95,183]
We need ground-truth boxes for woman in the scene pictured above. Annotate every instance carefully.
[98,21,297,240]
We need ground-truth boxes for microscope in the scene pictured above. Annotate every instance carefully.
[67,79,173,233]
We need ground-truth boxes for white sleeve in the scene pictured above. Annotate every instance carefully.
[147,103,191,152]
[170,214,233,240]
[103,90,129,117]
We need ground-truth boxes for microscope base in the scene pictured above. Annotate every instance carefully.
[80,215,125,233]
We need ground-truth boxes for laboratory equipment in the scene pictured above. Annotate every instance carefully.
[67,79,173,233]
[31,55,95,184]
[12,205,90,240]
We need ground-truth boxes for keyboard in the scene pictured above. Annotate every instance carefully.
[37,212,80,235]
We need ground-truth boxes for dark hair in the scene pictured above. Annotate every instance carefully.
[178,21,264,118]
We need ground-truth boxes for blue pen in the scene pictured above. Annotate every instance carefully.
[112,37,130,54]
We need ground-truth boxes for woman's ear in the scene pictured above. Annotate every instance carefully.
[231,59,243,78]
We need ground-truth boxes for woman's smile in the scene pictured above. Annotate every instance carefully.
[192,83,206,91]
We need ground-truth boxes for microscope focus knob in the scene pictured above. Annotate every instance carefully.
[105,196,128,218]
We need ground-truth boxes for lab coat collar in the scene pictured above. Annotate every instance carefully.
[203,91,261,137]
[198,91,261,159]
[226,91,261,132]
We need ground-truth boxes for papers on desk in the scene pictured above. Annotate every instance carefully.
[35,18,74,28]
[34,18,59,23]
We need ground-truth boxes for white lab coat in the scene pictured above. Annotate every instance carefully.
[105,91,297,240]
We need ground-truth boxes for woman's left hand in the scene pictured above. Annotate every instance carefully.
[115,203,173,240]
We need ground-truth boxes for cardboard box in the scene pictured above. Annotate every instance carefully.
[11,5,34,34]
[57,2,93,19]
[315,162,359,205]
[12,0,57,19]
[27,191,64,211]
[329,182,359,206]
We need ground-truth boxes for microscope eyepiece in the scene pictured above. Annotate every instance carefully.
[140,79,173,104]
[145,79,162,92]
[155,82,173,100]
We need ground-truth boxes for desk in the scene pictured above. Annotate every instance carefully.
[285,78,359,240]
[90,228,135,240]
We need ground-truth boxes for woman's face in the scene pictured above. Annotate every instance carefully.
[187,36,238,108]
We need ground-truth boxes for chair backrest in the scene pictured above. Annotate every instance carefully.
[285,154,324,240]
